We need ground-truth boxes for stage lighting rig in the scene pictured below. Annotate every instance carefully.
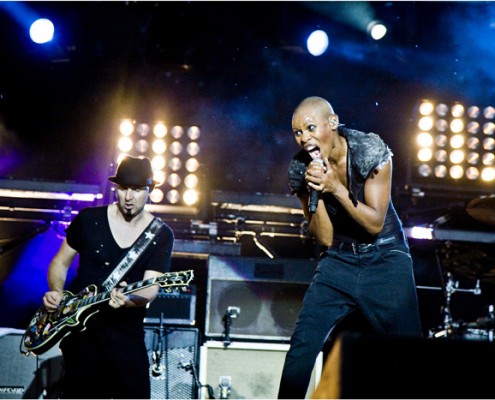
[407,99,495,200]
[112,118,203,217]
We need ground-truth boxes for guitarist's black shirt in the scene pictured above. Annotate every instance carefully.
[64,205,174,329]
[55,205,174,399]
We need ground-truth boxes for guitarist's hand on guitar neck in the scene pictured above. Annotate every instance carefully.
[109,272,162,309]
[109,281,130,309]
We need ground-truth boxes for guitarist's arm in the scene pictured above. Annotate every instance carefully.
[43,239,78,311]
[109,269,163,309]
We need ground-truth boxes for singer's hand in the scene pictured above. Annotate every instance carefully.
[306,158,340,194]
[288,155,310,196]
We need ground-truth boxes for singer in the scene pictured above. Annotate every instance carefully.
[279,96,423,399]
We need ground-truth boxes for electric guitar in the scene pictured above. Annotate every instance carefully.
[20,269,194,356]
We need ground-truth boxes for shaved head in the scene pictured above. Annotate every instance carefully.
[294,96,334,119]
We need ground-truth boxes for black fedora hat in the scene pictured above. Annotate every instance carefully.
[109,155,158,187]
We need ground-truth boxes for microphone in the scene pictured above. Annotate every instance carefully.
[308,158,324,214]
[309,188,319,214]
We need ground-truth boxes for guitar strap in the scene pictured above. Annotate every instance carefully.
[101,217,165,292]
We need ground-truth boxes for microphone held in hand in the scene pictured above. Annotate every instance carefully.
[308,158,324,214]
[309,189,319,214]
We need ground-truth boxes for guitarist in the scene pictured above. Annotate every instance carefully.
[41,155,174,399]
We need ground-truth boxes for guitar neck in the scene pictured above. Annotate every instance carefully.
[77,276,160,308]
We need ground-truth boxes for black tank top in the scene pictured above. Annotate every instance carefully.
[324,128,403,243]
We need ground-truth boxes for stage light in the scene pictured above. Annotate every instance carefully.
[113,119,202,216]
[29,18,54,44]
[409,226,433,240]
[367,21,387,41]
[119,119,134,135]
[409,99,495,194]
[306,30,329,57]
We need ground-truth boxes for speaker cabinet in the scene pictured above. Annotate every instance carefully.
[144,326,199,399]
[205,256,316,341]
[313,332,495,399]
[198,341,323,399]
[0,330,63,399]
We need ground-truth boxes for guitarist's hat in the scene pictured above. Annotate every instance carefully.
[109,155,158,188]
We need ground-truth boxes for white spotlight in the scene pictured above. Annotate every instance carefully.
[29,18,55,44]
[306,30,329,57]
[367,21,387,41]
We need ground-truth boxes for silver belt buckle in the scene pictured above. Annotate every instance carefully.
[351,242,359,254]
[353,242,374,254]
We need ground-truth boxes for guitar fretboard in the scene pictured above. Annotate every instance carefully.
[57,272,192,317]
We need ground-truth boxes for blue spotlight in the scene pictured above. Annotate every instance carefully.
[29,18,55,44]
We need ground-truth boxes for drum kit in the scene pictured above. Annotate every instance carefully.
[426,195,495,342]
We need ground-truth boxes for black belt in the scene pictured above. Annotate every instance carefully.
[331,233,404,255]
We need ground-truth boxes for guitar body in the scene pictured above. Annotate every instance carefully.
[22,285,100,356]
[21,270,193,356]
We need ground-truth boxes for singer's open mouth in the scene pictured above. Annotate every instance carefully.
[305,145,321,160]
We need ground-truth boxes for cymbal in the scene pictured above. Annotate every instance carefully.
[466,195,495,226]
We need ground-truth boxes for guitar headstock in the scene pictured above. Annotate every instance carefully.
[156,270,194,292]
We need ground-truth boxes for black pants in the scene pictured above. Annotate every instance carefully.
[59,324,151,399]
[278,240,423,399]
